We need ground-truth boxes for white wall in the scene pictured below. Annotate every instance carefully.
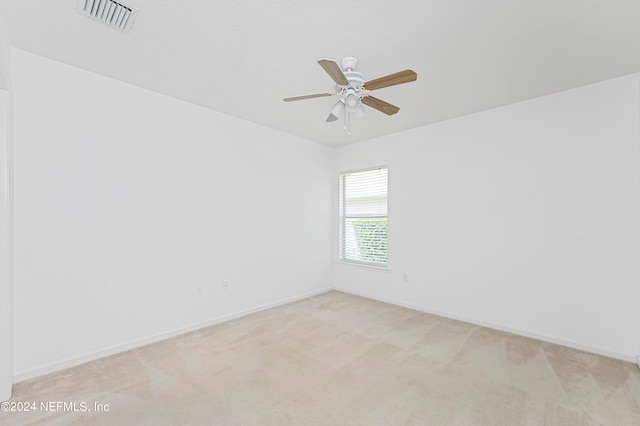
[0,0,12,402]
[9,45,640,383]
[0,0,10,90]
[0,88,12,400]
[11,49,333,380]
[334,74,640,361]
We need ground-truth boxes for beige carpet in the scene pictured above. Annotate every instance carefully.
[2,291,639,425]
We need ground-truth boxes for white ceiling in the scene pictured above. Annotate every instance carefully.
[6,0,640,146]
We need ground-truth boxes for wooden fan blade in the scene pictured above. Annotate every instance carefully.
[364,69,417,91]
[318,59,349,85]
[361,96,400,115]
[283,93,333,102]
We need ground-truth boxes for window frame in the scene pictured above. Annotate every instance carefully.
[338,165,389,269]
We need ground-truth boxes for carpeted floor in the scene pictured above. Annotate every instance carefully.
[2,290,640,425]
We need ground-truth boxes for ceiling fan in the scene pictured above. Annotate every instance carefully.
[283,57,417,134]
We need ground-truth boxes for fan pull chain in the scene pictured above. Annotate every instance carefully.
[344,106,347,130]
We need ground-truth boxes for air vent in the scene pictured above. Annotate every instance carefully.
[76,0,139,33]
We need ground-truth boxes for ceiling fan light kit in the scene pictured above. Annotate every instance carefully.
[284,56,417,135]
[327,100,345,122]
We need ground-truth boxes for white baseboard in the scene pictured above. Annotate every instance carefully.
[334,287,637,364]
[13,285,638,383]
[13,287,332,383]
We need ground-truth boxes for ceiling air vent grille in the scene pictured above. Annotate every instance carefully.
[76,0,139,33]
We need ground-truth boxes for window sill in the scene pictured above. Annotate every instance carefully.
[333,260,392,271]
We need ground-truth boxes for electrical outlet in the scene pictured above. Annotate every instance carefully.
[403,273,409,282]
[195,287,203,298]
[222,280,229,291]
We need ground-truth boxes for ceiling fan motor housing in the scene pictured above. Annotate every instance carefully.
[343,71,365,91]
[340,57,365,92]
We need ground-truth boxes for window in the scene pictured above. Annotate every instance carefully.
[339,166,388,267]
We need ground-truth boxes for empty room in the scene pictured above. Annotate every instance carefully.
[1,0,640,424]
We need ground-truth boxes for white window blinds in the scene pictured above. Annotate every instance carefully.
[339,167,388,266]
